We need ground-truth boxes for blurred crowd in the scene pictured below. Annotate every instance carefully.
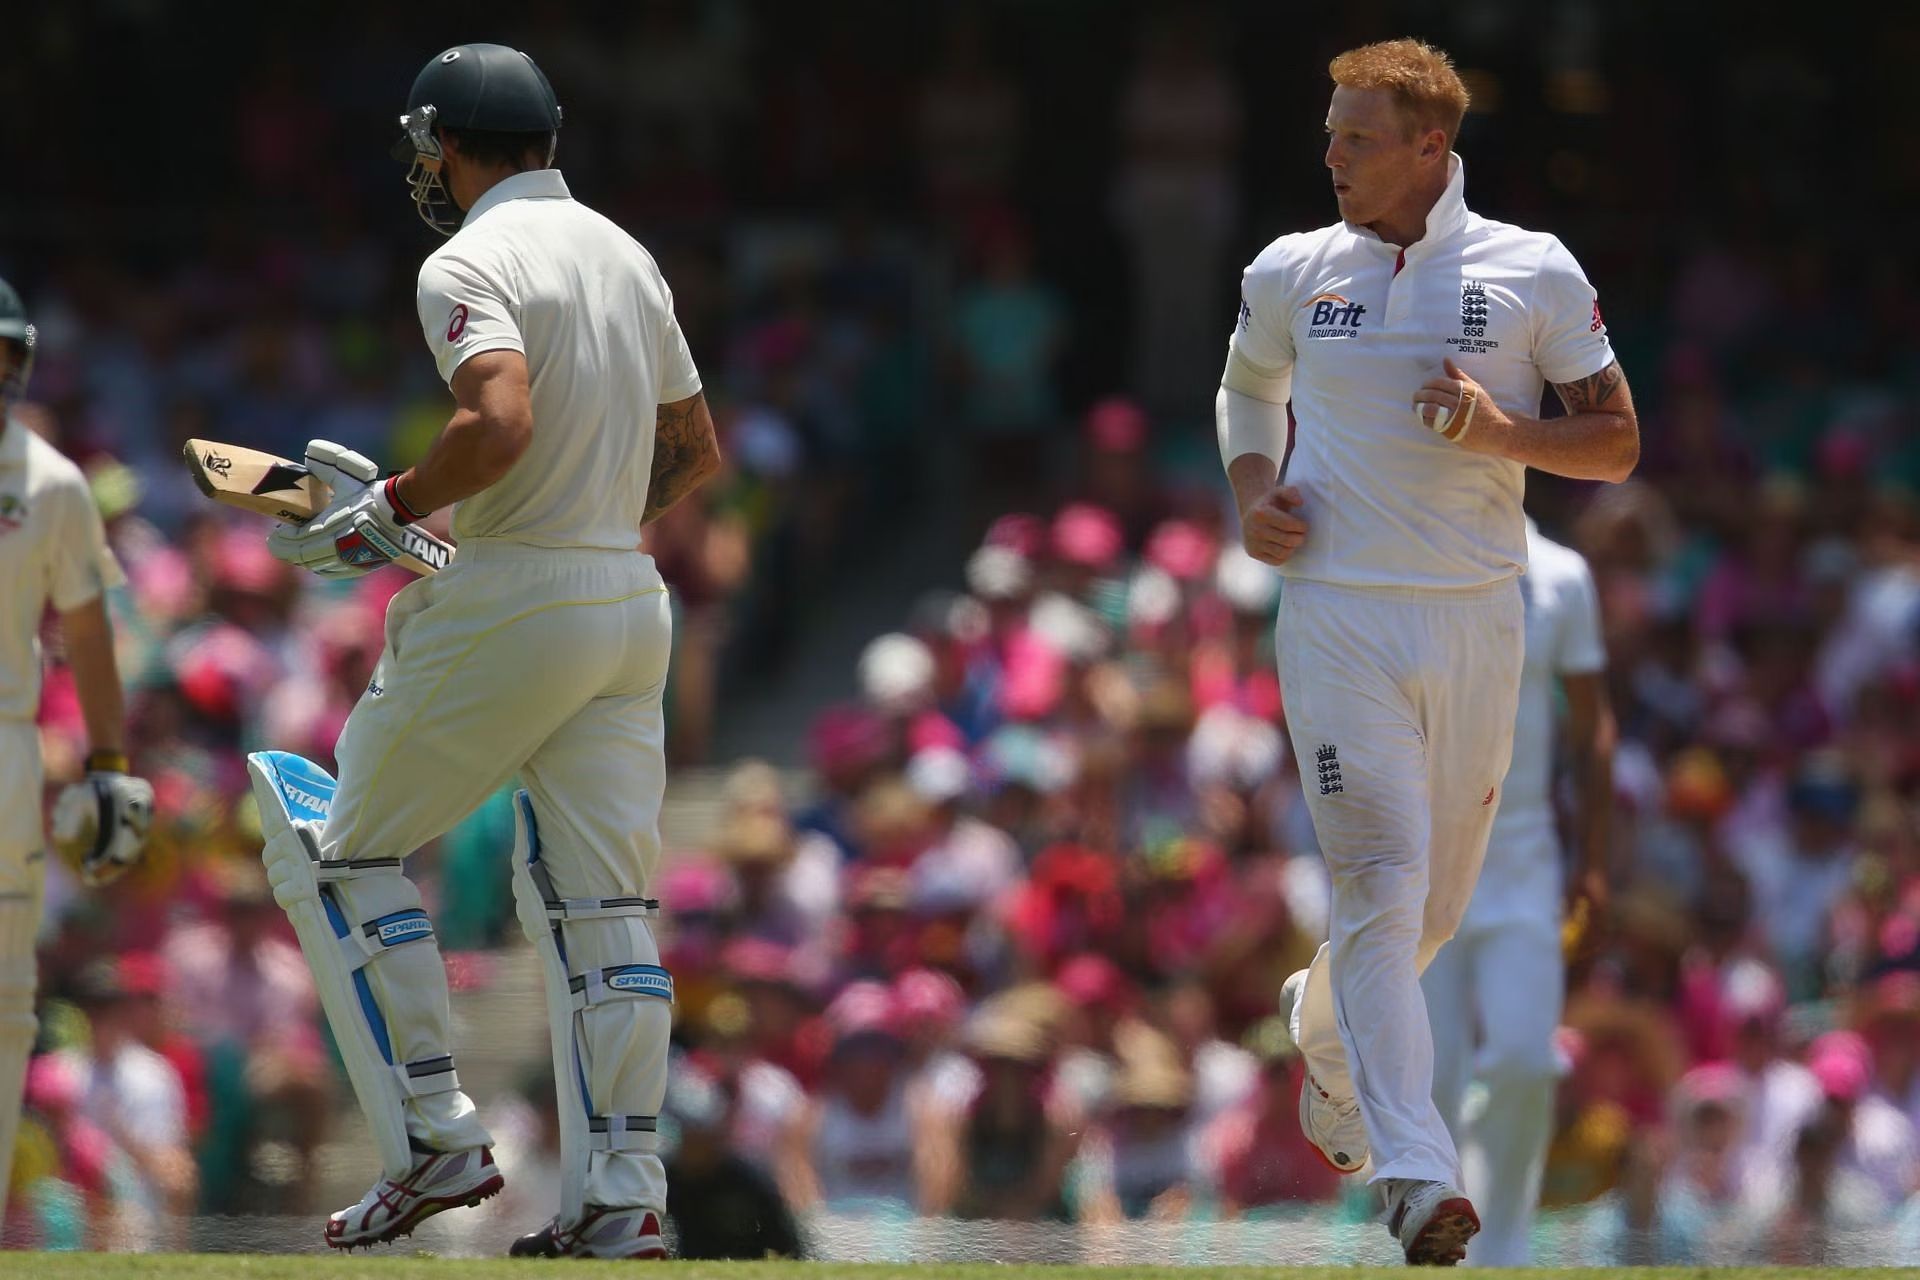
[3,0,1919,1264]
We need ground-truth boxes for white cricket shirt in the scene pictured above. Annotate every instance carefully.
[1229,155,1614,587]
[0,417,125,721]
[415,169,703,551]
[1466,521,1606,930]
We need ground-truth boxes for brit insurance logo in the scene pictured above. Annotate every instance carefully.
[1303,293,1366,339]
[1446,279,1500,354]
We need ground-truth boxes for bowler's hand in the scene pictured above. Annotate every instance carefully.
[1241,484,1308,567]
[1413,358,1511,452]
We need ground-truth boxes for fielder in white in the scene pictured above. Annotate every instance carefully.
[0,274,153,1225]
[1421,519,1614,1266]
[1215,39,1638,1265]
[259,44,719,1257]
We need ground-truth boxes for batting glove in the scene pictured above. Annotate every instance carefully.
[52,755,155,888]
[267,440,421,578]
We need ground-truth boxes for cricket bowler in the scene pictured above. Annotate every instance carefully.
[259,44,719,1257]
[1214,38,1637,1264]
[0,274,153,1223]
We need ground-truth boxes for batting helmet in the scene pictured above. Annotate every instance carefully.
[0,276,36,406]
[395,44,563,237]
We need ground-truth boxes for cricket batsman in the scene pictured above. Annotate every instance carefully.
[258,44,719,1256]
[1215,39,1637,1264]
[1421,517,1615,1265]
[0,275,153,1222]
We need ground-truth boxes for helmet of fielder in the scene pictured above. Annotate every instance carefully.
[0,276,36,406]
[394,44,563,237]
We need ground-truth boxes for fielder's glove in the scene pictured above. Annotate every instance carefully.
[267,440,422,579]
[52,755,155,888]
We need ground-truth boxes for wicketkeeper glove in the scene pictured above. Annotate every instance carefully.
[51,751,155,888]
[267,440,422,579]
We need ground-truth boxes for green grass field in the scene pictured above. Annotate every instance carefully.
[0,1260,1871,1280]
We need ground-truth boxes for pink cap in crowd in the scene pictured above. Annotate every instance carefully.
[1084,396,1148,454]
[1050,503,1123,571]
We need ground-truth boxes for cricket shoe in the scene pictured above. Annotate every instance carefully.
[1384,1178,1480,1266]
[1278,970,1368,1174]
[325,1145,504,1249]
[508,1206,668,1259]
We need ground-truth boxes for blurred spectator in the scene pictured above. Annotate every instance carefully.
[6,1052,120,1249]
[1716,958,1823,1194]
[923,992,1077,1221]
[663,1067,803,1260]
[162,858,327,1211]
[789,981,935,1215]
[1110,8,1240,418]
[1202,1017,1342,1213]
[1069,1025,1196,1222]
[946,219,1066,521]
[56,959,197,1247]
[1803,1030,1919,1207]
[1589,1064,1750,1263]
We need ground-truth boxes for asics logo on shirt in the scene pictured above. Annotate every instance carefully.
[1304,293,1366,339]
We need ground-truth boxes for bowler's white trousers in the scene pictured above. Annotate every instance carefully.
[1276,576,1523,1186]
[322,541,673,1209]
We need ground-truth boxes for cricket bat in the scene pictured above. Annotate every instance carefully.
[183,439,452,575]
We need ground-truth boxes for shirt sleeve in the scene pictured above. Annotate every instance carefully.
[416,254,524,385]
[1530,236,1615,386]
[1554,554,1607,676]
[1227,259,1297,389]
[656,283,702,404]
[47,476,126,612]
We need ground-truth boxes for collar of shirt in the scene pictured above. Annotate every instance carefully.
[463,168,572,227]
[1345,152,1470,258]
[0,416,29,471]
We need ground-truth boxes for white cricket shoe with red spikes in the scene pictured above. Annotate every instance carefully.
[325,1145,504,1250]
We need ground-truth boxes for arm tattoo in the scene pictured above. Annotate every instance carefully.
[1553,360,1628,416]
[643,393,717,525]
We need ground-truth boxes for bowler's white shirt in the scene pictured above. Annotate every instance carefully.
[416,169,702,552]
[1229,155,1613,588]
[0,417,124,721]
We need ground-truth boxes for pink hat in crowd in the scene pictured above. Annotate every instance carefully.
[115,951,168,998]
[893,967,967,1035]
[1144,519,1216,582]
[1000,632,1066,722]
[1055,952,1133,1014]
[721,936,798,987]
[129,545,198,620]
[655,857,735,915]
[984,512,1047,559]
[212,527,284,595]
[1808,1030,1874,1103]
[1050,503,1124,571]
[807,704,891,776]
[25,1052,85,1112]
[1084,396,1148,454]
[826,980,901,1043]
[1672,1061,1746,1116]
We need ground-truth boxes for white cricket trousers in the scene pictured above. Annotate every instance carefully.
[321,541,673,1208]
[1276,576,1523,1186]
[0,721,43,1225]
